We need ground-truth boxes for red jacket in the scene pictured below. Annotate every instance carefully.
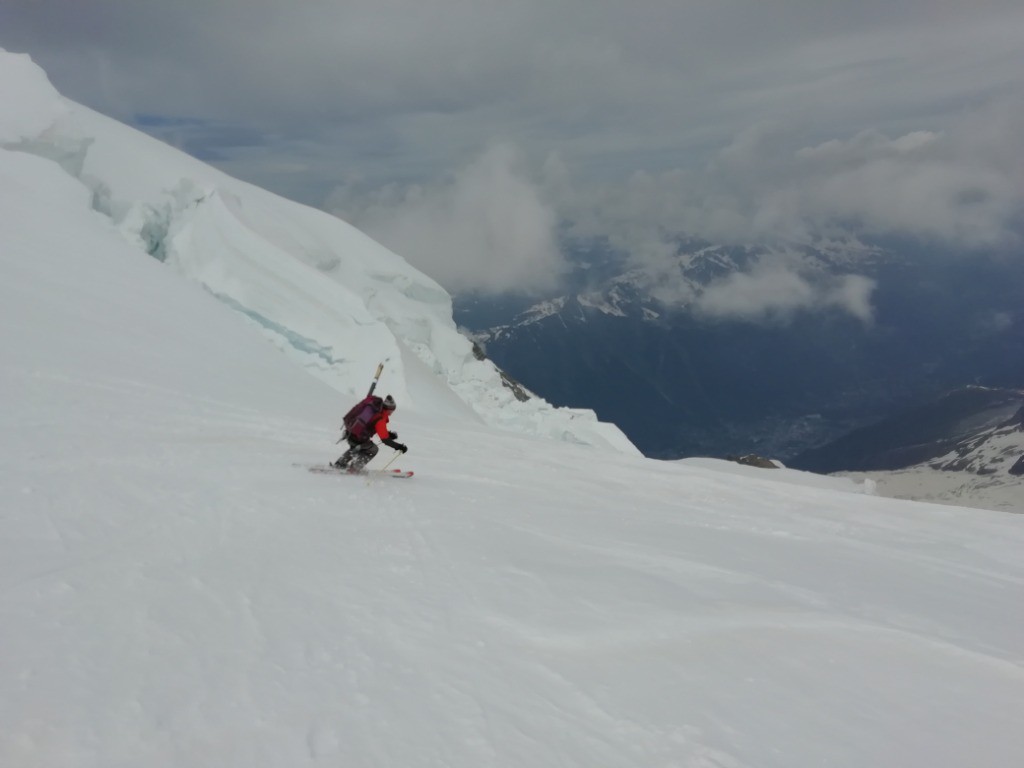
[373,410,392,440]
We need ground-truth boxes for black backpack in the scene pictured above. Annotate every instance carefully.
[342,395,383,441]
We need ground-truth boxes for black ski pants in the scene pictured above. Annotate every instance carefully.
[335,437,378,470]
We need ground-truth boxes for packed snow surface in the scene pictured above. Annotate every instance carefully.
[3,50,1024,767]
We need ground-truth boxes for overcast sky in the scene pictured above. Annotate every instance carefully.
[3,0,1023,300]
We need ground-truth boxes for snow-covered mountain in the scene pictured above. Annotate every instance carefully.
[4,51,1024,768]
[929,401,1024,478]
[462,238,1024,460]
[792,386,1024,473]
[0,49,635,455]
[802,386,1024,512]
[476,238,879,338]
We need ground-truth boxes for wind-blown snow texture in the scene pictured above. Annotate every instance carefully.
[3,50,1024,768]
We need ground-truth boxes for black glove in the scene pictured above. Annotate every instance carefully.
[382,435,408,453]
[388,431,398,440]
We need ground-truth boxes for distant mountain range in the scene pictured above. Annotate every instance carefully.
[789,386,1024,474]
[811,387,1024,512]
[458,239,1024,461]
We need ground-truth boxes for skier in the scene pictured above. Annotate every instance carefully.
[333,394,408,472]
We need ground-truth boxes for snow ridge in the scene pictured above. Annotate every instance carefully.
[0,48,637,455]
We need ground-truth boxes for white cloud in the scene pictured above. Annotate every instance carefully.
[694,259,876,323]
[327,144,566,295]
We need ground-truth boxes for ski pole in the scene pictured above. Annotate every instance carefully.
[380,450,402,471]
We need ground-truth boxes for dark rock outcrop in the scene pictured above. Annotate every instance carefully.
[725,454,778,469]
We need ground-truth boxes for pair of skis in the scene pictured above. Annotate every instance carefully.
[308,465,414,479]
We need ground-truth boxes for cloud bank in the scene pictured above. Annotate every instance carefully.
[327,144,566,295]
[4,0,1022,316]
[562,99,1024,253]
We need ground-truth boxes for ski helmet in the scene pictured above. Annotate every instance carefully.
[383,394,397,411]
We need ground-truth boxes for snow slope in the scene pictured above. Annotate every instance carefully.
[677,457,878,496]
[0,48,635,455]
[4,51,1024,768]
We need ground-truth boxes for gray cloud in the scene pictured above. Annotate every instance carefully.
[3,0,1023,305]
[557,96,1024,255]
